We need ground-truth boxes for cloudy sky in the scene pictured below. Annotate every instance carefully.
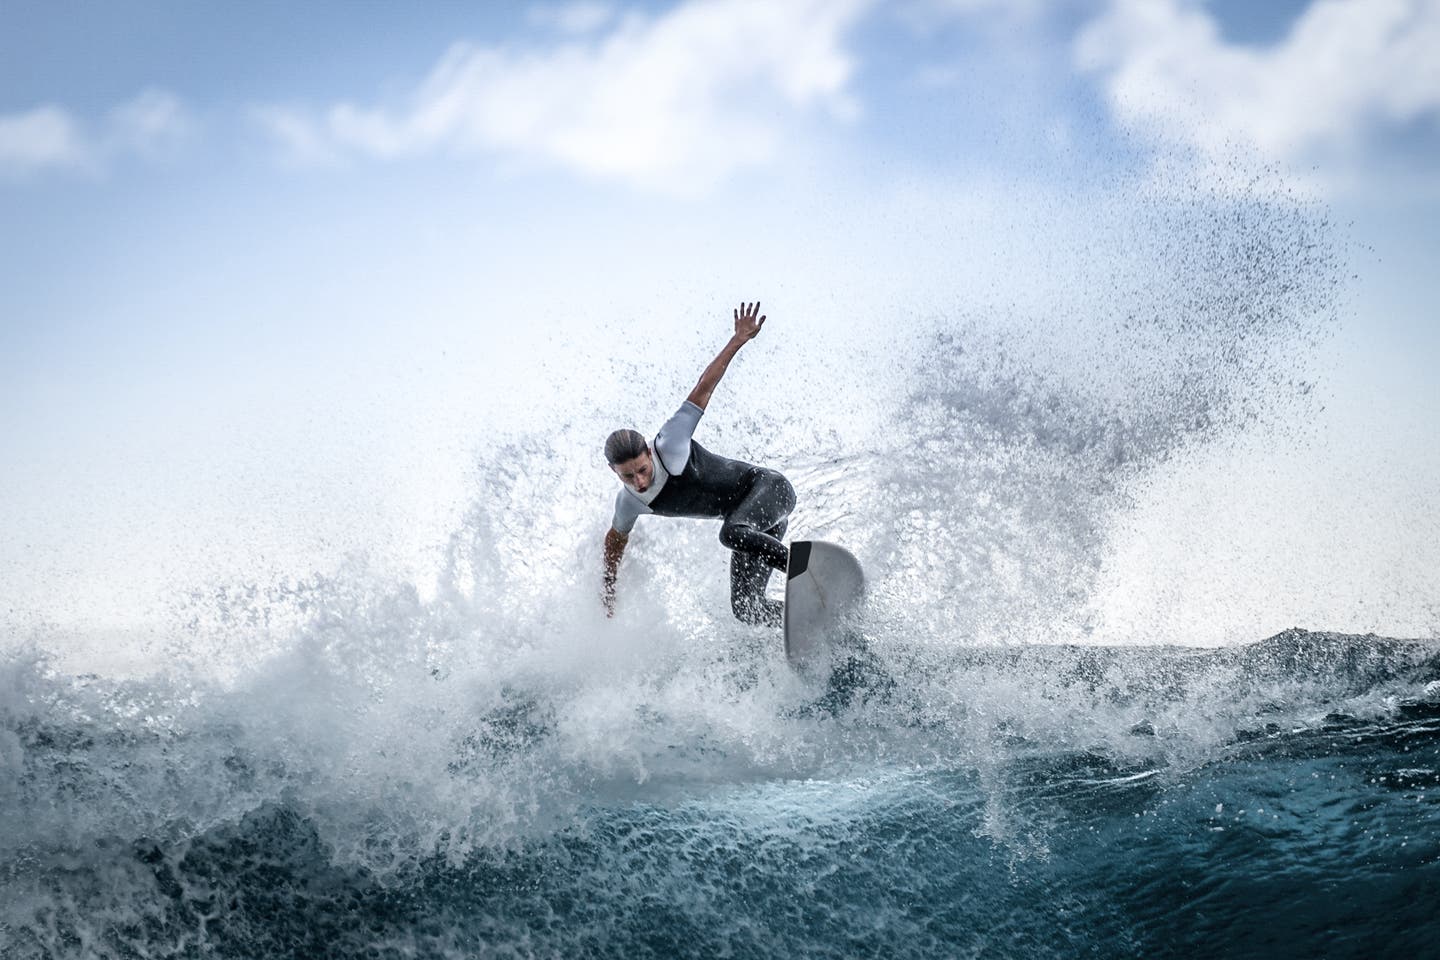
[2,0,1438,642]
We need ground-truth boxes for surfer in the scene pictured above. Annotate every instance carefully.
[602,301,794,625]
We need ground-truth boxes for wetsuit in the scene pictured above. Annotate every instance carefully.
[612,401,795,625]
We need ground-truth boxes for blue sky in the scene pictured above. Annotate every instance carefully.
[2,0,1438,643]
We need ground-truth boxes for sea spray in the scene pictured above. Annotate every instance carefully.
[9,165,1427,960]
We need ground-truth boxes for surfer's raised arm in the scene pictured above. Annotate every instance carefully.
[601,298,792,625]
[685,301,767,411]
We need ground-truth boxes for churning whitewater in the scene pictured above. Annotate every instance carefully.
[3,172,1437,959]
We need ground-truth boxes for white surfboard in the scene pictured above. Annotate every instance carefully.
[784,540,866,671]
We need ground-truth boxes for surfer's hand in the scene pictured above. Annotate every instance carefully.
[733,301,765,342]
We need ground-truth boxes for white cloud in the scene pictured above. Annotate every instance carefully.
[0,89,192,180]
[257,0,872,192]
[250,104,340,166]
[107,89,193,158]
[1076,0,1440,170]
[0,105,92,177]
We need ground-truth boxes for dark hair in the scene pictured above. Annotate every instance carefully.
[604,428,648,465]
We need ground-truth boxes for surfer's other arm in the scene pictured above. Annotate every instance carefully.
[685,301,767,411]
[602,527,628,617]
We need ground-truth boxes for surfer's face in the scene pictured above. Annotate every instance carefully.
[611,449,655,493]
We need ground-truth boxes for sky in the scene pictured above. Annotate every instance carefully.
[2,0,1438,646]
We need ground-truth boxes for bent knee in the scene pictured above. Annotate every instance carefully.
[775,474,797,511]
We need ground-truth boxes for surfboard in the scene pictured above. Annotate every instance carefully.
[784,540,866,671]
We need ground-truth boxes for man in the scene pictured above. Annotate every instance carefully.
[602,301,795,625]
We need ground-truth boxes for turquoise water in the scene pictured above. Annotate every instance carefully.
[3,630,1437,958]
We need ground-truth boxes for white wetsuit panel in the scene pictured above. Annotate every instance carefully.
[611,401,705,534]
[654,400,703,474]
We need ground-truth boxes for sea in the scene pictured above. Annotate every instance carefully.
[4,173,1437,958]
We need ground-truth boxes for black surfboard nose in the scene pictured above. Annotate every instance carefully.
[787,541,812,579]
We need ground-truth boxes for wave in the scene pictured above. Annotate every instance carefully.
[8,161,1424,958]
[3,627,1438,958]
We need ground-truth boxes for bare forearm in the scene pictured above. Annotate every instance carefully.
[686,334,747,411]
[602,528,628,614]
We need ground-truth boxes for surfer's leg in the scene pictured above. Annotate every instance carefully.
[720,470,795,626]
[730,517,788,625]
[718,470,795,571]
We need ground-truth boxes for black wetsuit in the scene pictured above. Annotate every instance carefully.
[649,440,795,625]
[612,402,795,625]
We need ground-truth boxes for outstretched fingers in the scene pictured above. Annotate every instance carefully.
[733,301,766,338]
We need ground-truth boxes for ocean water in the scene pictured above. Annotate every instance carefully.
[5,172,1437,958]
[3,629,1438,959]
